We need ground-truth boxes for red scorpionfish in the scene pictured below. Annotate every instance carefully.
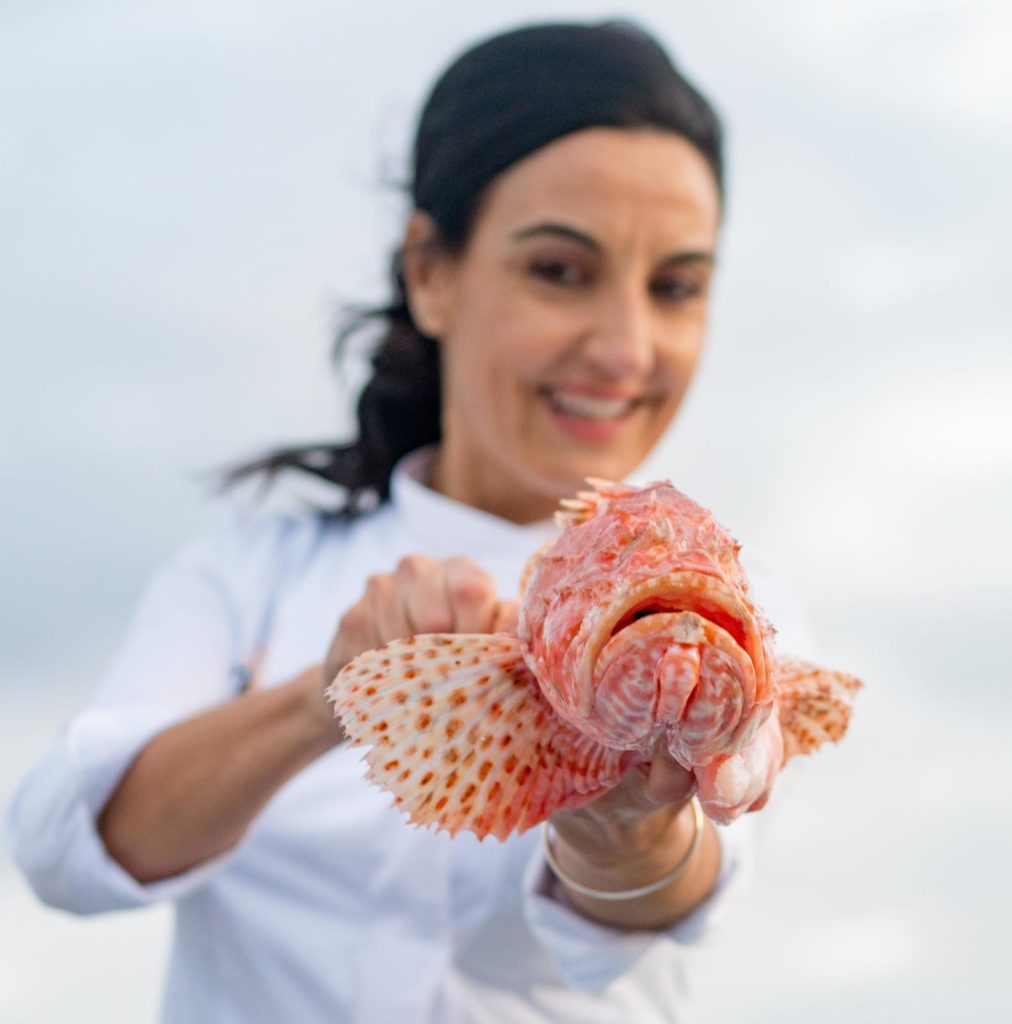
[327,479,862,840]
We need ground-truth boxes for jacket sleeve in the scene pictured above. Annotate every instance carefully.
[5,516,277,915]
[519,815,754,991]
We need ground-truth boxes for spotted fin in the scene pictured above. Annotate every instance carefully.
[326,634,632,841]
[775,657,863,762]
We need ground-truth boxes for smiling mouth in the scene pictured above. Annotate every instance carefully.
[541,389,643,420]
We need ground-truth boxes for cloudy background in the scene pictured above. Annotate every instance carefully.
[2,1,1010,1021]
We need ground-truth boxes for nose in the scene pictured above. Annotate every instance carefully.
[580,282,656,380]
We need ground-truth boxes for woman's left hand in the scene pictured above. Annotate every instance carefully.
[551,748,696,856]
[544,749,719,930]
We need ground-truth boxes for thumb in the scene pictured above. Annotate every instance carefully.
[491,599,520,634]
[646,753,697,806]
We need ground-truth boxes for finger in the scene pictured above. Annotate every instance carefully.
[366,572,413,645]
[443,557,499,633]
[327,599,374,679]
[397,555,455,634]
[645,753,697,807]
[491,599,520,634]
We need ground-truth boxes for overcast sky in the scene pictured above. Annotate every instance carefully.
[2,2,1010,1021]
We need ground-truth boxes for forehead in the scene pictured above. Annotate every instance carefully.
[473,127,721,245]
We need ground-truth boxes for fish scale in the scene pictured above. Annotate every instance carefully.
[328,479,862,838]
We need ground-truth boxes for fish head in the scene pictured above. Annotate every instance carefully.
[519,480,776,752]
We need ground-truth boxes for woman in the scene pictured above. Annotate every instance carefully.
[10,20,774,1023]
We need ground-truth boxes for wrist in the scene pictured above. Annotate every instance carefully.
[543,797,705,902]
[551,796,697,885]
[546,800,724,931]
[291,665,347,753]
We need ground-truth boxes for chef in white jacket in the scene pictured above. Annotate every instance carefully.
[7,20,803,1024]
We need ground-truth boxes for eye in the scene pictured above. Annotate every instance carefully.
[651,277,704,303]
[529,259,590,287]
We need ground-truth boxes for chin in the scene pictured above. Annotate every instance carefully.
[525,405,675,497]
[530,446,649,499]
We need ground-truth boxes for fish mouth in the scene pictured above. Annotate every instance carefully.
[577,571,767,715]
[608,593,751,652]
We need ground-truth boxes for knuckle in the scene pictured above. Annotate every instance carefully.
[445,555,483,577]
[445,557,494,602]
[449,575,492,607]
[365,573,392,598]
[337,601,368,633]
[417,608,454,634]
[422,620,455,637]
[445,554,477,570]
[397,554,432,579]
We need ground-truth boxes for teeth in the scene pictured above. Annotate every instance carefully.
[548,392,635,419]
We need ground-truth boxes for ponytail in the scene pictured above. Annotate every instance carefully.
[221,258,441,517]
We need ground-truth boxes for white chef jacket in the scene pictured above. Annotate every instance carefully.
[6,448,799,1024]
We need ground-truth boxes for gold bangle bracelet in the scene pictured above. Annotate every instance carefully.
[540,796,704,902]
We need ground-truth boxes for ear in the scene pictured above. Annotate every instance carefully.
[400,210,457,339]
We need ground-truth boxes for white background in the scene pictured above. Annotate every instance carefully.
[2,1,1010,1021]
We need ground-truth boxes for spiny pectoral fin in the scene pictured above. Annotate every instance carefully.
[775,656,863,762]
[554,478,639,528]
[327,633,629,841]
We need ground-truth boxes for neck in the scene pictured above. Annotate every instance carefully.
[428,446,560,525]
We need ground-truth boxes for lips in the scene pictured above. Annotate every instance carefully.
[540,387,644,421]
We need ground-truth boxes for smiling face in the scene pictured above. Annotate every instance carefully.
[403,127,722,523]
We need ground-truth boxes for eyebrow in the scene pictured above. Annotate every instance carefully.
[511,221,715,267]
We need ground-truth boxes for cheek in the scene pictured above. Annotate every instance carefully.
[440,323,538,442]
[675,338,706,388]
[446,290,567,406]
[657,327,706,392]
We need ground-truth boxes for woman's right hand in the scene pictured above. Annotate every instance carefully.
[94,554,514,883]
[322,555,517,688]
